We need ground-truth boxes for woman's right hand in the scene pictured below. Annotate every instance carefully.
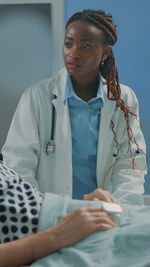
[51,206,117,249]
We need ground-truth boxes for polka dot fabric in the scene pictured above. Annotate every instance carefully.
[0,161,43,243]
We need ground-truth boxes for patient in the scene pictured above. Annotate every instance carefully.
[0,159,117,267]
[0,159,150,267]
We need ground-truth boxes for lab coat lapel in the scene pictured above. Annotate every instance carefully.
[51,69,71,142]
[51,69,73,193]
[97,77,116,187]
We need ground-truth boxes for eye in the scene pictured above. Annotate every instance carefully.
[64,42,72,48]
[82,44,92,50]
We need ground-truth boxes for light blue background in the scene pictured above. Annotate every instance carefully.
[65,0,150,193]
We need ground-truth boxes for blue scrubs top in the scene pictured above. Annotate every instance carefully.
[64,73,104,199]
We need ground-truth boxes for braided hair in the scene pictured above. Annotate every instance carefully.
[66,9,146,170]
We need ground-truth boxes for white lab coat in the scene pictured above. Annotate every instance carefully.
[2,67,147,204]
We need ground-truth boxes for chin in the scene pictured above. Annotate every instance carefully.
[66,68,82,77]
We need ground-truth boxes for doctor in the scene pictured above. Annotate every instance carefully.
[2,9,146,204]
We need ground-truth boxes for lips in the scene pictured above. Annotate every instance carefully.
[66,62,82,70]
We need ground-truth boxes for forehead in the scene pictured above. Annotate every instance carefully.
[65,20,104,41]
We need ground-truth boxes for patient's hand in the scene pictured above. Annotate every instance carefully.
[84,188,120,204]
[52,206,117,249]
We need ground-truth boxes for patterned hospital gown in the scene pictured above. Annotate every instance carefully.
[0,161,43,243]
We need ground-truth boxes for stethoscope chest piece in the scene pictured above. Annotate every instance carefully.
[46,140,55,155]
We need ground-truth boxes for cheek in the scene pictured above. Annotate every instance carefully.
[94,50,103,65]
[62,46,66,60]
[63,46,69,61]
[85,51,102,67]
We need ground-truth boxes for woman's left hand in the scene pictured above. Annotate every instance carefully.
[84,188,120,204]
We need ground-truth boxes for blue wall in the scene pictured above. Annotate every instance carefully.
[65,0,150,193]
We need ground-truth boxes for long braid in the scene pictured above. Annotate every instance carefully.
[66,9,146,170]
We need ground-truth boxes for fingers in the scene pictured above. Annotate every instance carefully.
[104,191,119,204]
[104,192,117,203]
[84,188,121,205]
[76,206,103,213]
[96,222,118,231]
[55,206,118,248]
[84,194,95,200]
[90,211,117,224]
[96,213,117,228]
[91,212,118,231]
[73,207,118,227]
[89,188,109,202]
[84,188,108,202]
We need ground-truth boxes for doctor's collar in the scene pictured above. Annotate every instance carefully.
[64,72,104,105]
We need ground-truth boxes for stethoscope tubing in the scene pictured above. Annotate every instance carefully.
[46,95,56,155]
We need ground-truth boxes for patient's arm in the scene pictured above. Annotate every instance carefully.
[0,206,117,267]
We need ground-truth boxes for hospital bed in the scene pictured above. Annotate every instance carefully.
[29,193,150,267]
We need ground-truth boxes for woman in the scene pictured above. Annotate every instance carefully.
[2,9,146,204]
[1,160,150,267]
[0,159,117,266]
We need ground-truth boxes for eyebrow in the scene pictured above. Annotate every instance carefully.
[65,36,93,42]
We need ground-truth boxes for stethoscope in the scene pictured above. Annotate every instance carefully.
[46,95,56,155]
[45,94,146,170]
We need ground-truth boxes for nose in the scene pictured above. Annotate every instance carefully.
[69,45,80,60]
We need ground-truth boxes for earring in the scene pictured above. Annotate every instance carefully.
[101,55,107,65]
[101,59,105,65]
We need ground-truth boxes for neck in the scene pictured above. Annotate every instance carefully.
[71,73,100,102]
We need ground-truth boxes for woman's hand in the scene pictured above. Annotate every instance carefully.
[0,207,117,267]
[51,206,117,249]
[84,188,120,204]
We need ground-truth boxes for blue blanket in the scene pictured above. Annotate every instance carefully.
[31,193,150,267]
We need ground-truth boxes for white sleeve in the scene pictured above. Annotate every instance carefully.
[111,87,147,205]
[2,87,41,189]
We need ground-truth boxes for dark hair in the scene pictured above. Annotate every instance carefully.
[66,9,146,170]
